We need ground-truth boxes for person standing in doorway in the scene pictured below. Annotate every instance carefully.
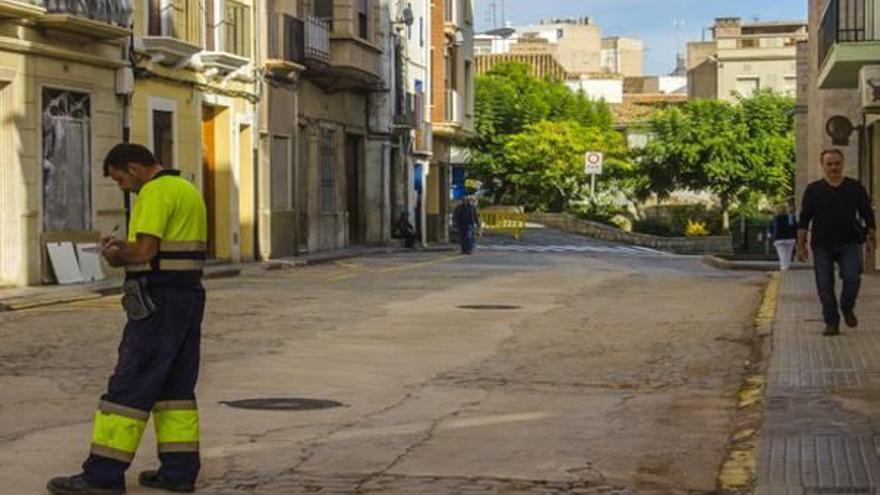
[49,143,207,494]
[454,195,481,255]
[796,148,876,336]
[770,203,798,271]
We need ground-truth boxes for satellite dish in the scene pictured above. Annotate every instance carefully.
[826,115,855,146]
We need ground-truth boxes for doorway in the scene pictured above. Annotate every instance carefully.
[345,134,363,244]
[42,88,91,232]
[202,106,216,257]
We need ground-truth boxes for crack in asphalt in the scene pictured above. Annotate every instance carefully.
[351,398,485,493]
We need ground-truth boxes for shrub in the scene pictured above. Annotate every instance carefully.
[685,220,710,237]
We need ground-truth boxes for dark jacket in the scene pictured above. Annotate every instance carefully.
[454,202,480,231]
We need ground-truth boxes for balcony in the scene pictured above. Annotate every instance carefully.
[818,0,880,88]
[413,121,432,155]
[394,92,417,128]
[0,0,44,19]
[141,0,202,67]
[37,0,132,39]
[304,15,330,64]
[265,14,306,79]
[199,0,251,78]
[302,14,381,92]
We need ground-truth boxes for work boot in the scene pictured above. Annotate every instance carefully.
[843,311,859,328]
[823,324,841,336]
[47,474,124,495]
[139,471,195,493]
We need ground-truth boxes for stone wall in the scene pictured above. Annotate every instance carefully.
[529,213,734,255]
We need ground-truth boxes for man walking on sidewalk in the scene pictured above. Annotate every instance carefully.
[796,148,876,336]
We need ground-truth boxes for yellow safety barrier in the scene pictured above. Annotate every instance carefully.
[480,211,528,240]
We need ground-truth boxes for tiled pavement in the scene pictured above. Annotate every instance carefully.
[756,270,880,494]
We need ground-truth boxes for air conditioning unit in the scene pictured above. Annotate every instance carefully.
[860,65,880,111]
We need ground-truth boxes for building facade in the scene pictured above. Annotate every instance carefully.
[133,0,259,264]
[600,36,644,77]
[799,0,879,269]
[0,0,475,287]
[429,0,474,244]
[688,17,807,101]
[0,0,132,286]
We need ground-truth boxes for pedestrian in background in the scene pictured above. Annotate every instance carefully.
[796,148,876,336]
[770,203,798,271]
[454,195,480,255]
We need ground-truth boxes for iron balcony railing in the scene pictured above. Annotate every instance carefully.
[42,0,133,27]
[269,14,305,63]
[820,0,879,68]
[305,15,330,62]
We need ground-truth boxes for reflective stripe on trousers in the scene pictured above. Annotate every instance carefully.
[90,400,149,463]
[153,400,200,453]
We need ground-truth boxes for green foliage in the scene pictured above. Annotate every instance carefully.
[632,204,724,237]
[634,90,796,226]
[470,62,623,211]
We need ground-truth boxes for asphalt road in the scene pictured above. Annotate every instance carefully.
[0,229,765,494]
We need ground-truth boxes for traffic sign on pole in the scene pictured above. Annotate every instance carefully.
[585,152,604,175]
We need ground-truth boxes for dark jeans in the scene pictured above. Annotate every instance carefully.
[813,244,863,326]
[459,227,476,254]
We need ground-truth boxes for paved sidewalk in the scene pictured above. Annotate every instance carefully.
[756,270,880,494]
[0,244,456,312]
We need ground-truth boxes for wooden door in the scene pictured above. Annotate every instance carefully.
[202,106,217,258]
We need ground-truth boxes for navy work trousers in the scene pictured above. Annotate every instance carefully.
[813,244,862,326]
[82,283,205,489]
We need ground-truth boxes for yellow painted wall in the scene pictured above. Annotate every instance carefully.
[130,80,201,181]
[239,122,255,259]
[208,105,233,260]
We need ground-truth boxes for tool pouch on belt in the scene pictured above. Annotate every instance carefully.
[122,278,157,320]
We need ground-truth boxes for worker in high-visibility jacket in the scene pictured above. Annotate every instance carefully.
[49,143,207,495]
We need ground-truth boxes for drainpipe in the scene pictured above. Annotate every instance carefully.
[123,30,136,228]
[252,1,262,259]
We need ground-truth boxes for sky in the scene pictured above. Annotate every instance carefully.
[473,0,808,75]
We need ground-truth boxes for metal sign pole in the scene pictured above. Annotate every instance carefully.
[591,174,596,197]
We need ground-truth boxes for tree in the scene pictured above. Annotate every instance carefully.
[636,91,796,230]
[470,62,621,210]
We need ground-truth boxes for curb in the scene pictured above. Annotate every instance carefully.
[0,265,242,313]
[703,255,810,272]
[717,272,780,494]
[260,245,458,271]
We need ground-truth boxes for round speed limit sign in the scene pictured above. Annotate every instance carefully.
[585,152,604,175]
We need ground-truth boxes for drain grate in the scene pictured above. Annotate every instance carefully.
[220,398,344,411]
[457,304,521,310]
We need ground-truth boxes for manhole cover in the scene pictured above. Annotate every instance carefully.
[220,398,344,411]
[457,304,521,310]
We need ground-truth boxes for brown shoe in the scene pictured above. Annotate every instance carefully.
[823,324,841,336]
[843,311,859,328]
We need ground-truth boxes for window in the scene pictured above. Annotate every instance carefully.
[320,129,336,213]
[736,77,760,97]
[271,136,291,210]
[419,16,423,47]
[406,2,412,40]
[357,0,368,40]
[314,0,332,18]
[153,110,174,167]
[224,0,251,57]
[464,61,473,116]
[148,0,162,35]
